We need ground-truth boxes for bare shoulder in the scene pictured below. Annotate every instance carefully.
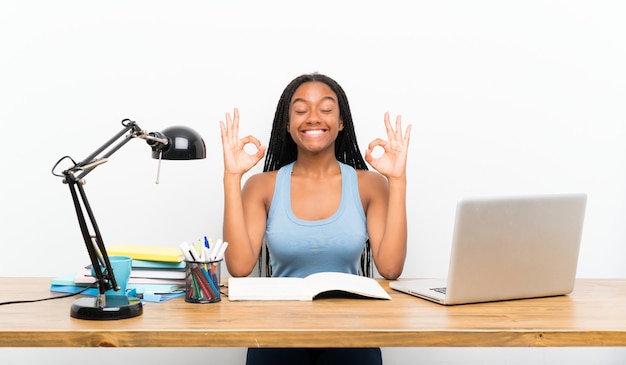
[356,169,389,196]
[245,170,276,184]
[242,171,278,204]
[357,169,388,185]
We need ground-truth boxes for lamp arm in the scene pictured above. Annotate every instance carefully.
[64,173,115,300]
[55,119,167,306]
[72,119,168,181]
[74,120,138,170]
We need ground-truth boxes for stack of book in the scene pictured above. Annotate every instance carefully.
[50,244,187,302]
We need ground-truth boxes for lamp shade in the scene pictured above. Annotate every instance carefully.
[150,126,206,160]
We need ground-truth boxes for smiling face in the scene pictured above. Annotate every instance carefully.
[288,81,344,155]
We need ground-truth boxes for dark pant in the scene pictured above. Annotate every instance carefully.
[246,348,382,365]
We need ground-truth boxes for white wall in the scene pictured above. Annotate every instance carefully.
[2,1,625,364]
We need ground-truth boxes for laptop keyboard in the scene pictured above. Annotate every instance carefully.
[431,287,447,294]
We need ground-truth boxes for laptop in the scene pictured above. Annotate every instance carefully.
[390,193,587,305]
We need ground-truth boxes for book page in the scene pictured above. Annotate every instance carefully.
[305,272,391,300]
[228,277,312,301]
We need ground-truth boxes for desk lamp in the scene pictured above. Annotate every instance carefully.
[52,119,206,320]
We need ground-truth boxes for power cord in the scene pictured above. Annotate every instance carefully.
[0,282,98,306]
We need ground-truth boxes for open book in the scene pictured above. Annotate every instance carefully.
[227,272,391,301]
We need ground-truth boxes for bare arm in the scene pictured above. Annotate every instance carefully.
[363,113,412,279]
[220,108,268,276]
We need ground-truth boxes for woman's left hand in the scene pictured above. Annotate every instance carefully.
[364,112,412,179]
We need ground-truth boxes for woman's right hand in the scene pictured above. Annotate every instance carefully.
[219,108,266,176]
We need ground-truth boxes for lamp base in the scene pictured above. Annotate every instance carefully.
[70,295,143,320]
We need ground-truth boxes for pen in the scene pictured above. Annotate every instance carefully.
[202,247,211,262]
[214,241,229,261]
[190,264,214,299]
[209,239,221,260]
[199,265,219,298]
[195,240,202,258]
[179,242,194,261]
[187,265,204,300]
[210,262,218,289]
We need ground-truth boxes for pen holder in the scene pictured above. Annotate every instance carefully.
[184,260,222,303]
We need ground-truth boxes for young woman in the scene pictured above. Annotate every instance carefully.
[220,73,411,364]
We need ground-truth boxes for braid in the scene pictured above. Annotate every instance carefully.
[259,73,373,278]
[264,73,369,171]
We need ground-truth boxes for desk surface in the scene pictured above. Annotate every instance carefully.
[1,278,625,348]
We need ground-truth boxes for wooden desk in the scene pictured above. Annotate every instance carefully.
[1,278,625,348]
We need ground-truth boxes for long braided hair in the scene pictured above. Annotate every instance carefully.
[259,73,373,277]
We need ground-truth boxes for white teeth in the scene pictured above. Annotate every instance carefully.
[304,130,324,135]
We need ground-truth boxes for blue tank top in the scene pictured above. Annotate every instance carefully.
[265,162,368,278]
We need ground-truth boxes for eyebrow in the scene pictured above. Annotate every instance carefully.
[291,95,337,105]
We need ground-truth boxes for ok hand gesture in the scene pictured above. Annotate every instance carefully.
[219,108,266,176]
[364,113,412,179]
